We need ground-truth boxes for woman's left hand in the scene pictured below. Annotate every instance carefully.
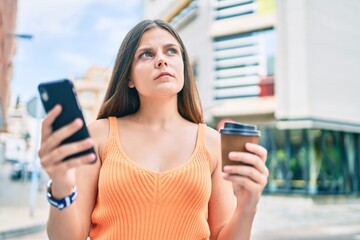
[222,143,269,211]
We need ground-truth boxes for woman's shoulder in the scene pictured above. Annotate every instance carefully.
[204,124,220,144]
[203,125,221,172]
[88,118,110,132]
[88,118,111,143]
[88,118,113,160]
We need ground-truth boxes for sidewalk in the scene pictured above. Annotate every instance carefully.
[252,194,360,239]
[0,194,360,239]
[0,207,48,239]
[0,162,49,240]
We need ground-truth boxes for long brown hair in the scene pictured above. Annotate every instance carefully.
[97,19,203,123]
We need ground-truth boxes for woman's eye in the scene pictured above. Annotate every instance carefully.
[167,48,178,55]
[139,51,153,58]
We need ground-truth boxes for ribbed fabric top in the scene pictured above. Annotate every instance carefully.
[89,117,213,240]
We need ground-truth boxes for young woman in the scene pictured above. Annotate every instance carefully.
[38,19,268,240]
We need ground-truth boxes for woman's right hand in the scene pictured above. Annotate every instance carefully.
[38,105,96,198]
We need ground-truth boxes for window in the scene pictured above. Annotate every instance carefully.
[168,0,199,29]
[213,0,256,20]
[213,29,275,100]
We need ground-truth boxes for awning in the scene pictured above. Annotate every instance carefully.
[276,119,360,134]
[209,96,276,117]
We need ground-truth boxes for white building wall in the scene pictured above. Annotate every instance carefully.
[276,0,360,125]
[143,0,177,19]
[275,0,310,119]
[177,1,214,121]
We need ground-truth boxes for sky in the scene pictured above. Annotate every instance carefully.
[12,0,142,104]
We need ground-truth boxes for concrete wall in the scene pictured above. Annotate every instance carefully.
[143,0,178,20]
[275,0,360,125]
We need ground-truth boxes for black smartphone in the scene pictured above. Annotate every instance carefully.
[38,79,96,163]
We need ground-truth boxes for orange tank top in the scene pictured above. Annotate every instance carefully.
[89,117,212,239]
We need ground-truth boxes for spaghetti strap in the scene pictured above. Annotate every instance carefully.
[108,117,118,138]
[198,123,213,172]
[197,123,205,148]
[100,117,118,162]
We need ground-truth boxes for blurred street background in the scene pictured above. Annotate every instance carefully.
[1,0,360,239]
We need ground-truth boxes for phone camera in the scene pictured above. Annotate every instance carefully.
[39,87,49,102]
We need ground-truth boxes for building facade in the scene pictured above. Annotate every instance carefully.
[143,0,360,195]
[0,0,17,132]
[72,66,113,123]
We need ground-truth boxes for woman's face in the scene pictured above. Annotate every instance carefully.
[130,27,184,99]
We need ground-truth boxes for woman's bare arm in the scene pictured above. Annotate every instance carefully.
[39,106,107,239]
[206,127,268,240]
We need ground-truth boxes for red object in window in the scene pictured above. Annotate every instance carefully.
[259,76,274,97]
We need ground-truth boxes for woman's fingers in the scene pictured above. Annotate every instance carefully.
[227,151,269,177]
[222,143,269,194]
[41,138,95,168]
[38,118,83,158]
[41,105,62,140]
[223,165,268,185]
[223,173,264,193]
[37,105,97,187]
[245,143,268,162]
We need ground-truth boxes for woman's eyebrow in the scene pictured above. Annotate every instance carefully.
[163,43,180,48]
[135,46,152,53]
[136,43,181,52]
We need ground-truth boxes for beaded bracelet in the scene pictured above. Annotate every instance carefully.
[46,180,77,210]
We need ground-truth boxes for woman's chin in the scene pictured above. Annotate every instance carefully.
[156,85,182,97]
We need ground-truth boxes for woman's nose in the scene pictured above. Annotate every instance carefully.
[156,55,168,68]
